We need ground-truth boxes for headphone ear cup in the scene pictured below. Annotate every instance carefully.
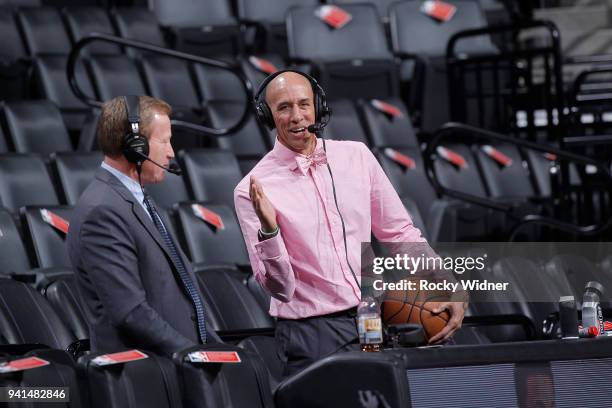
[123,133,149,164]
[256,100,275,130]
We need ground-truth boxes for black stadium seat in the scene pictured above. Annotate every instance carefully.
[0,120,8,153]
[17,6,72,55]
[140,55,204,124]
[433,143,488,199]
[87,55,147,101]
[21,205,73,269]
[473,143,536,199]
[238,53,287,90]
[330,0,399,22]
[0,153,60,212]
[195,266,275,332]
[389,0,497,133]
[150,0,241,59]
[1,349,86,408]
[246,273,271,314]
[34,55,95,131]
[287,4,397,99]
[145,168,191,210]
[0,7,29,100]
[179,149,243,208]
[375,146,489,241]
[236,0,319,56]
[44,274,89,342]
[112,7,167,57]
[174,343,274,408]
[323,99,369,144]
[0,279,76,350]
[194,63,269,173]
[0,6,27,63]
[51,151,102,205]
[0,206,33,275]
[3,100,73,154]
[175,202,250,268]
[63,7,121,55]
[358,97,420,148]
[79,351,184,408]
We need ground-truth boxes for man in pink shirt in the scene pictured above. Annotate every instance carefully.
[234,71,466,376]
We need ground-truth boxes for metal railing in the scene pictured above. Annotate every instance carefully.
[67,32,254,137]
[447,20,564,143]
[424,122,612,241]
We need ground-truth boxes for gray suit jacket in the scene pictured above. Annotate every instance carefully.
[67,168,218,356]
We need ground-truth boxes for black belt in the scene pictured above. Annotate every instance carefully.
[278,306,358,322]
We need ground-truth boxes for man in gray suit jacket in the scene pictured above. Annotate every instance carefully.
[67,95,217,356]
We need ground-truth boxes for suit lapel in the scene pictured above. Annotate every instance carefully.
[95,169,178,268]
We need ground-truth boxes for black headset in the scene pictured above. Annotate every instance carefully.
[122,95,149,166]
[253,70,331,130]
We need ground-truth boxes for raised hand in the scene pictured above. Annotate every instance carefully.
[249,175,277,232]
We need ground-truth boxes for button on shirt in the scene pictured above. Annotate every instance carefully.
[234,138,425,319]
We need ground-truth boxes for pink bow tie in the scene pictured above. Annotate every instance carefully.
[295,149,327,175]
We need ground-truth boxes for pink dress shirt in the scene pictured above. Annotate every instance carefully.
[234,138,425,319]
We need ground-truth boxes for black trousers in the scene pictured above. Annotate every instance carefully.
[275,308,360,378]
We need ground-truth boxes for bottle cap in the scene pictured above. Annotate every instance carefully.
[585,281,605,296]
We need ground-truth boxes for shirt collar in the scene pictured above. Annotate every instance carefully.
[272,136,325,173]
[101,161,145,205]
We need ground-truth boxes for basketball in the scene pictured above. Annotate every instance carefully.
[381,288,451,341]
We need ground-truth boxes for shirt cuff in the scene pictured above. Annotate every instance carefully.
[254,233,283,260]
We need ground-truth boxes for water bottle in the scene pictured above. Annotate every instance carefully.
[582,281,605,336]
[357,296,383,352]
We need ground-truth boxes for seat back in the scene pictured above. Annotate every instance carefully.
[0,207,32,274]
[324,99,369,144]
[433,144,488,198]
[179,149,242,208]
[194,64,268,159]
[237,0,317,24]
[0,153,59,212]
[145,169,191,210]
[474,143,535,198]
[112,7,166,57]
[64,7,121,55]
[374,147,438,219]
[359,97,419,148]
[21,205,73,269]
[1,349,85,408]
[52,151,102,205]
[140,55,202,121]
[17,6,72,55]
[0,7,27,64]
[3,100,73,154]
[0,279,76,349]
[34,55,95,130]
[389,0,495,58]
[195,266,274,331]
[287,4,391,61]
[176,202,249,267]
[45,274,89,341]
[289,4,396,99]
[151,0,236,27]
[80,351,184,408]
[330,0,398,21]
[175,344,274,408]
[87,55,147,101]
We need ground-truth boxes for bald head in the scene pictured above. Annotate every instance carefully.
[264,72,313,106]
[264,71,317,155]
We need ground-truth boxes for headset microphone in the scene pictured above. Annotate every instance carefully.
[133,150,182,175]
[307,122,327,134]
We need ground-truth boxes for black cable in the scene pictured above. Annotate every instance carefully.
[321,137,361,291]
